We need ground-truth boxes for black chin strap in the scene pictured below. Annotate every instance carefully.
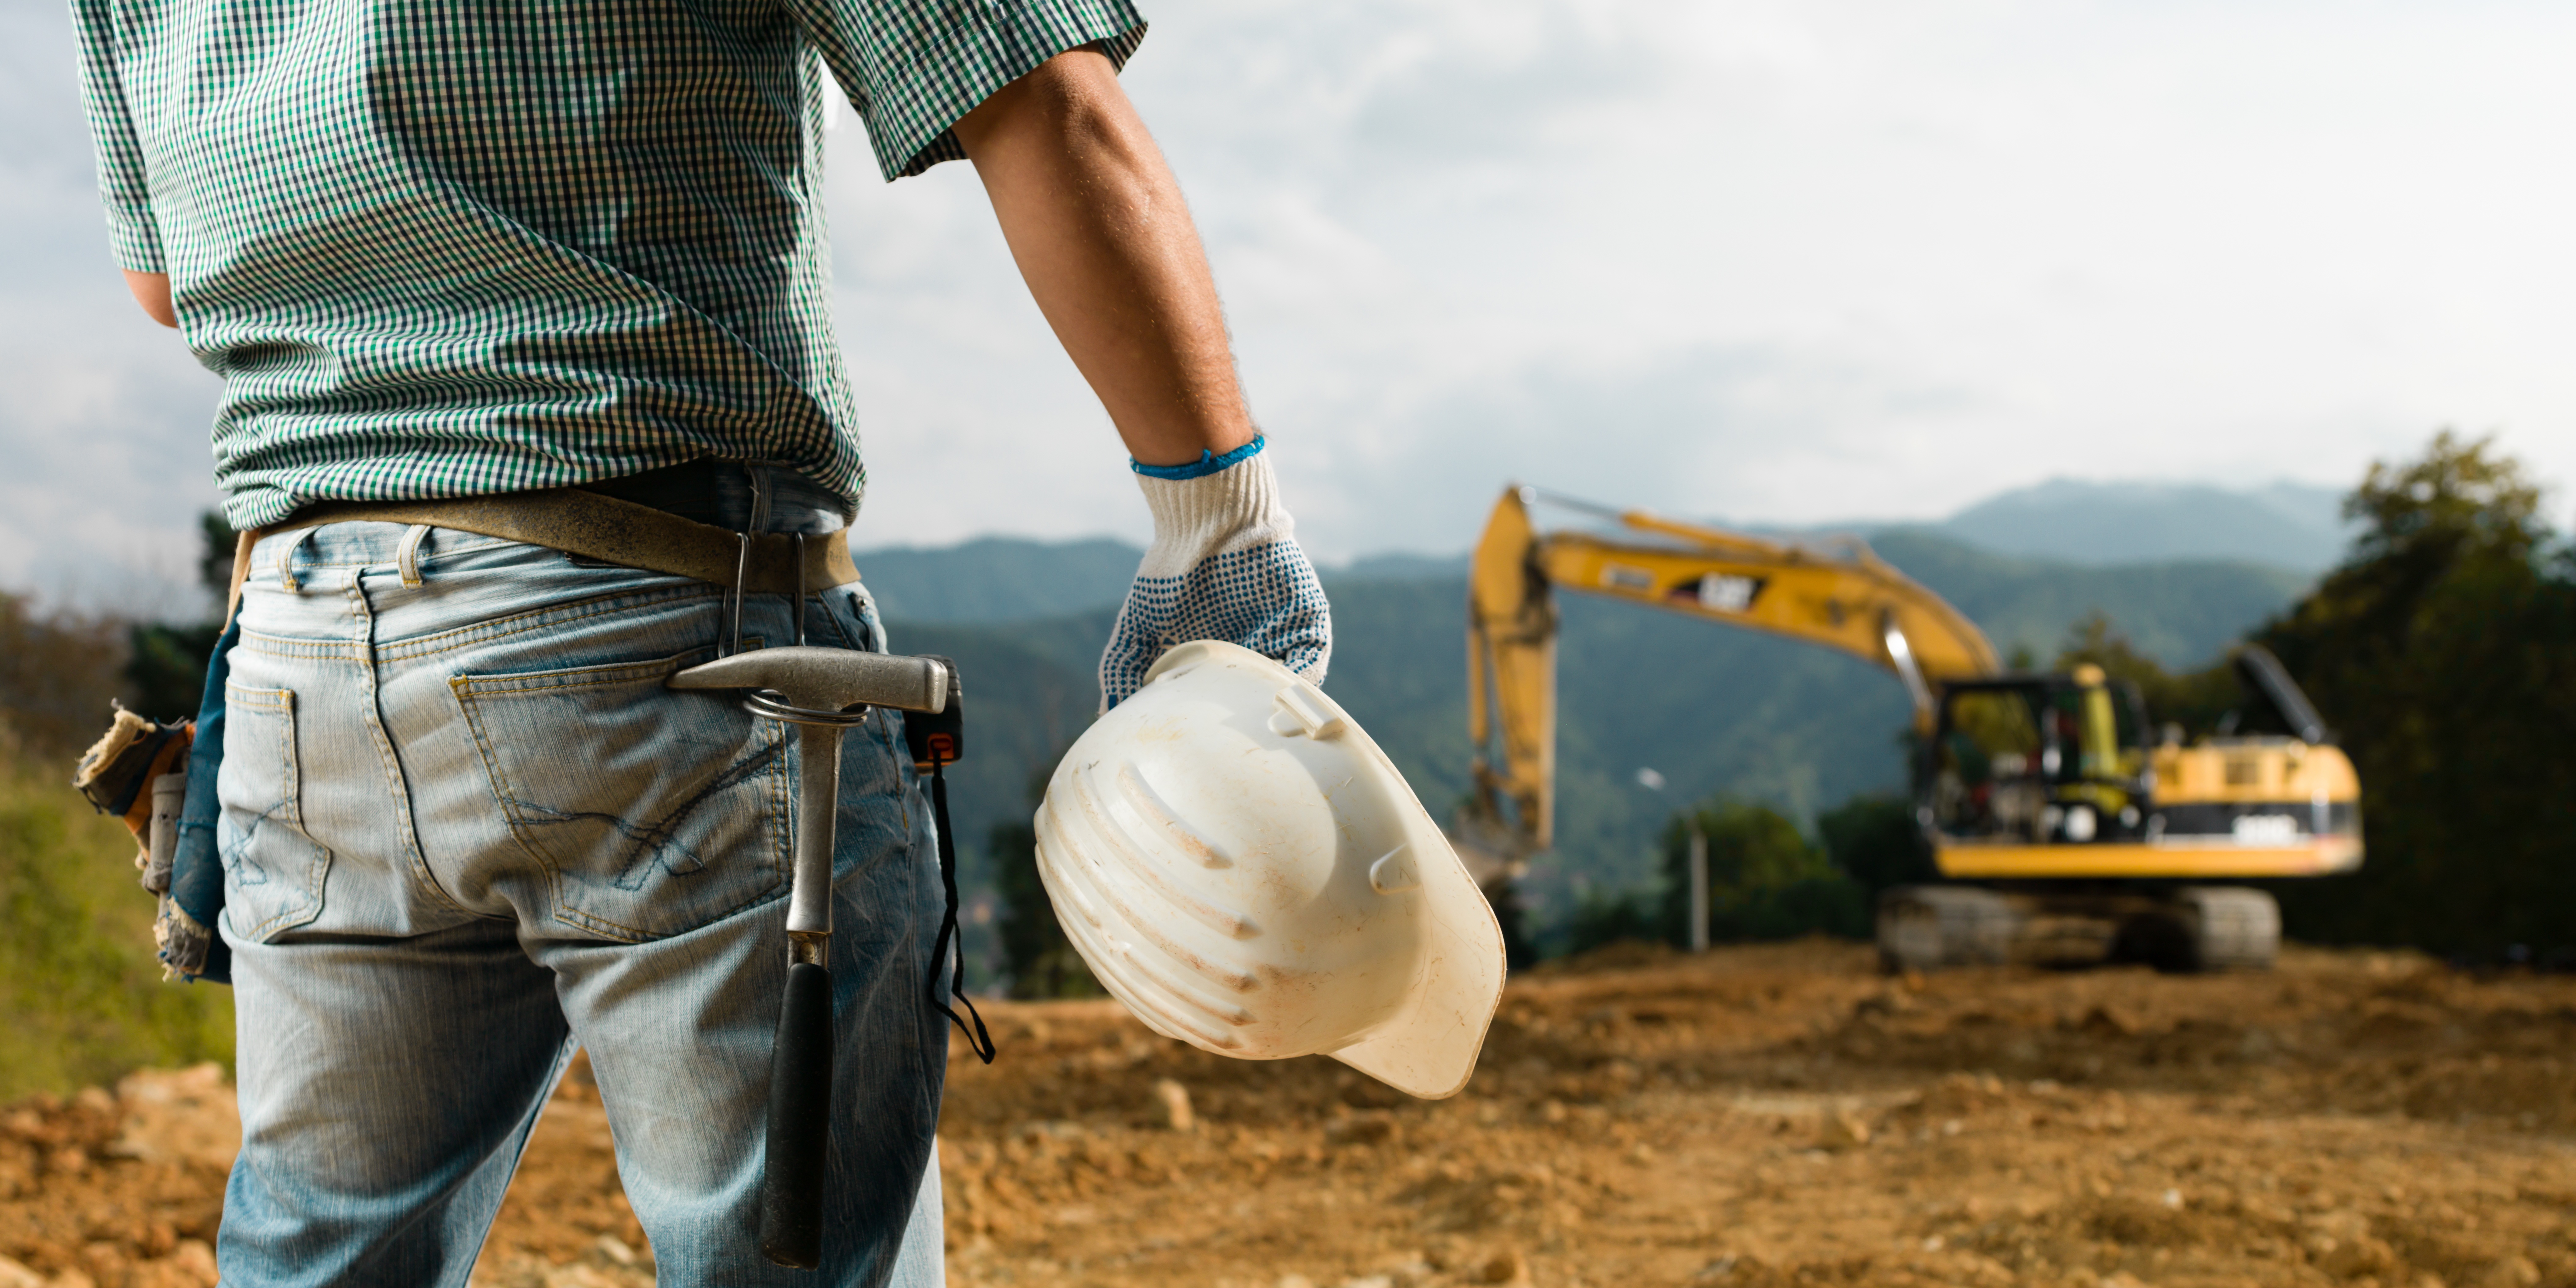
[922,748,995,1064]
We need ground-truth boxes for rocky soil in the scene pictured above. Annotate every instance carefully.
[6,941,2572,1287]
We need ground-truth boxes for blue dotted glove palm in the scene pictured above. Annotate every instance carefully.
[1099,438,1332,710]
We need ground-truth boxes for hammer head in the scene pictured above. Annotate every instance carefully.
[668,646,949,715]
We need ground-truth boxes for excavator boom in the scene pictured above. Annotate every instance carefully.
[1463,486,1995,864]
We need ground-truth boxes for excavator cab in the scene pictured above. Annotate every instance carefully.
[1926,646,2363,883]
[1927,665,2149,847]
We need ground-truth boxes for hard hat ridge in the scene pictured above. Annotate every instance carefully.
[1033,640,1506,1099]
[1038,750,1426,1056]
[1036,780,1265,1049]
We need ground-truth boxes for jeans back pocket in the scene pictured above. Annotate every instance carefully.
[216,683,332,941]
[452,650,790,942]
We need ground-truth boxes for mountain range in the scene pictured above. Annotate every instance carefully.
[1885,478,2350,571]
[855,477,2350,624]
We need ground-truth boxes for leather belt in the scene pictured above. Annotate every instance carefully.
[222,487,860,626]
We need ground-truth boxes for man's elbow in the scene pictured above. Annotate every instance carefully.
[122,269,177,329]
[955,47,1130,161]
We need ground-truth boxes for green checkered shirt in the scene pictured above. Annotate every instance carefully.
[72,0,1145,529]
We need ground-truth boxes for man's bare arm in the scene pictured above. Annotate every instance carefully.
[953,49,1256,468]
[123,270,177,328]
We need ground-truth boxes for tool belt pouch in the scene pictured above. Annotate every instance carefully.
[70,622,235,983]
[161,623,239,982]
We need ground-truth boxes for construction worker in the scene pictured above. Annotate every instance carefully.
[70,0,1331,1279]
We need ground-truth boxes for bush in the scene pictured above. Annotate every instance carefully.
[1560,882,1661,958]
[0,595,127,757]
[1487,877,1543,971]
[989,811,1101,1000]
[1660,801,1869,943]
[1561,799,1874,956]
[1717,872,1869,942]
[0,730,233,1100]
[1816,793,1936,901]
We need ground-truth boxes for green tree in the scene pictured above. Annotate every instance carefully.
[124,621,223,721]
[123,511,236,720]
[1560,881,1660,957]
[1487,878,1543,971]
[2255,432,2576,954]
[1656,800,1868,944]
[1815,793,1936,902]
[2052,612,2244,739]
[989,767,1101,999]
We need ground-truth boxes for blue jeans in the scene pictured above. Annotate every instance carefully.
[214,507,948,1286]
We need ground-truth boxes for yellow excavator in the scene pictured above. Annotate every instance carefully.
[1458,485,2364,972]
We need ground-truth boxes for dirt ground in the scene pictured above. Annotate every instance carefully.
[5,941,2573,1287]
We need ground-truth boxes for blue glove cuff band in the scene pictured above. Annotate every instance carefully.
[1131,435,1265,480]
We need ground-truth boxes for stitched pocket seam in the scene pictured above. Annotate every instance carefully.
[451,651,787,943]
[218,683,331,942]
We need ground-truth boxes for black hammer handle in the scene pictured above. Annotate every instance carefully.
[757,960,833,1268]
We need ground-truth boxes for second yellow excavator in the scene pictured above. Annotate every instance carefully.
[1458,485,2363,972]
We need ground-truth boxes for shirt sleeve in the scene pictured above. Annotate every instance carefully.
[780,0,1147,181]
[70,0,166,273]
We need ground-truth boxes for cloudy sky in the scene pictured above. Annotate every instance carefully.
[6,0,2573,608]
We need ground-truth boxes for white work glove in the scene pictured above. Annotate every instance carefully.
[1099,437,1332,710]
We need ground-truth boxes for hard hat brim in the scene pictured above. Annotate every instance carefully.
[1321,811,1507,1099]
[1139,642,1509,1101]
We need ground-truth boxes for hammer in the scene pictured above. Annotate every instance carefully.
[667,644,956,1269]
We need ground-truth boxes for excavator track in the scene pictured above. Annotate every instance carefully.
[1876,884,2281,975]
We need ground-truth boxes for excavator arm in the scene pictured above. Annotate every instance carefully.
[1462,486,1997,871]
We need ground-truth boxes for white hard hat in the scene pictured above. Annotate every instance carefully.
[1034,640,1506,1099]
